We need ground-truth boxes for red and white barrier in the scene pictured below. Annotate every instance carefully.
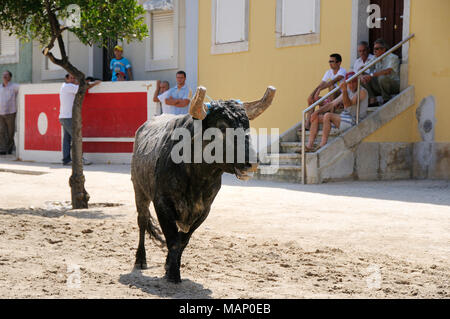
[17,81,158,164]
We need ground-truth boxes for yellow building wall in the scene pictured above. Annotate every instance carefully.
[364,0,450,143]
[198,0,353,133]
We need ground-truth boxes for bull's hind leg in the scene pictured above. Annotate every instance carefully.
[134,187,151,270]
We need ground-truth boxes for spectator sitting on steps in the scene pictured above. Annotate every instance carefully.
[352,41,375,73]
[303,53,347,130]
[301,72,368,152]
[361,38,400,107]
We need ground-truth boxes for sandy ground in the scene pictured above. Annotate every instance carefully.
[0,156,449,299]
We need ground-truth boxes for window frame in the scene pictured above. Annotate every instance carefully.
[0,30,20,65]
[211,0,249,55]
[145,0,179,72]
[275,0,321,48]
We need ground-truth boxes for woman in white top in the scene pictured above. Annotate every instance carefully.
[304,72,368,151]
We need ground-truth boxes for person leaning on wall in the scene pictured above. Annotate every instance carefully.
[0,70,20,155]
[152,80,171,115]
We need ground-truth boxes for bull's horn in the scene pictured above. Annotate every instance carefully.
[243,86,276,120]
[189,86,207,120]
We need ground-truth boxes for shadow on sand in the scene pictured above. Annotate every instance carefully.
[0,207,125,220]
[119,269,213,299]
[221,174,450,207]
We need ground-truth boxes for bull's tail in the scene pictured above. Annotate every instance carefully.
[147,215,166,247]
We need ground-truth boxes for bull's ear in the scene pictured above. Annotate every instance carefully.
[243,86,276,120]
[189,86,207,120]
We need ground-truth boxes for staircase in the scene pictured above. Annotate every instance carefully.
[254,86,416,184]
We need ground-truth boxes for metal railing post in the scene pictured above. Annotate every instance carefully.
[356,77,361,125]
[302,112,306,184]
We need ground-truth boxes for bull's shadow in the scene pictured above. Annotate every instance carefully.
[119,269,213,299]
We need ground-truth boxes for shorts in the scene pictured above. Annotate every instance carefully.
[331,114,353,133]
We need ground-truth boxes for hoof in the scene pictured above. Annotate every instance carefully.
[134,262,148,270]
[164,274,182,284]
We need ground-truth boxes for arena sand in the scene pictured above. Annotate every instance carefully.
[0,158,449,298]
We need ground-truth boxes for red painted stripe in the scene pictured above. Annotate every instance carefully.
[82,92,147,138]
[24,94,61,151]
[24,91,147,152]
[82,142,134,153]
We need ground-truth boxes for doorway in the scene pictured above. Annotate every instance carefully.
[369,0,404,58]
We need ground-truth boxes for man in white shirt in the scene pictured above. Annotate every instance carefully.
[352,41,375,74]
[0,70,20,155]
[152,80,170,115]
[304,53,346,130]
[59,74,101,165]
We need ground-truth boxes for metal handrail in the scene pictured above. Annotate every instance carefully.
[301,33,415,184]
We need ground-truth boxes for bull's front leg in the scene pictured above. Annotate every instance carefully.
[155,205,182,283]
[164,238,182,283]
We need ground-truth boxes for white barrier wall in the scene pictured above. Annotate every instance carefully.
[17,81,158,164]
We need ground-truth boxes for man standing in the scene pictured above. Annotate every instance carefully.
[153,80,171,115]
[0,70,19,155]
[353,41,375,73]
[59,74,101,165]
[164,71,192,115]
[304,54,347,129]
[110,45,133,81]
[361,39,400,107]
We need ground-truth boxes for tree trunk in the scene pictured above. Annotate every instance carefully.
[43,4,90,209]
[70,80,90,209]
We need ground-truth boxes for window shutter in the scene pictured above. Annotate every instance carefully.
[216,0,246,44]
[152,12,174,61]
[282,0,316,36]
[0,30,17,56]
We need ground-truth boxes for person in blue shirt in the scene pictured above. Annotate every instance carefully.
[110,45,133,81]
[164,71,192,115]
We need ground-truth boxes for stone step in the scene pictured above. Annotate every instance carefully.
[280,142,303,153]
[255,164,302,183]
[297,130,340,141]
[260,153,301,165]
[279,141,333,153]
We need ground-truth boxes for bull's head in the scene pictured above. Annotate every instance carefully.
[188,86,276,181]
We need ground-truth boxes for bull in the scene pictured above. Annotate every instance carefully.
[131,86,276,283]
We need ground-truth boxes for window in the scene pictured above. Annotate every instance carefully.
[145,0,179,71]
[281,0,316,36]
[41,32,68,80]
[276,0,320,48]
[0,30,19,64]
[152,12,174,61]
[211,0,249,54]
